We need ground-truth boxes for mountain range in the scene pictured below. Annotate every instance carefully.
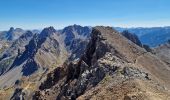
[0,25,170,100]
[115,27,170,47]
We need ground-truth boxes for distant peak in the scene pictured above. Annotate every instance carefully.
[40,26,56,37]
[42,26,56,33]
[64,24,87,29]
[9,27,14,32]
[73,24,81,27]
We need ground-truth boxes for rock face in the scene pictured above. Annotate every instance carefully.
[122,30,143,47]
[0,31,34,75]
[33,27,170,100]
[0,27,25,61]
[61,24,91,60]
[62,24,91,46]
[10,27,66,76]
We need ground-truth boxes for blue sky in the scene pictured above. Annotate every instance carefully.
[0,0,170,30]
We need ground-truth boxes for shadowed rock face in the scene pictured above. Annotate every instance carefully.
[122,30,143,47]
[62,25,92,60]
[0,31,34,75]
[10,88,23,100]
[9,27,60,76]
[2,31,34,58]
[6,27,15,41]
[62,24,91,46]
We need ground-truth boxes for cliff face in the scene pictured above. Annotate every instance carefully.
[33,27,170,100]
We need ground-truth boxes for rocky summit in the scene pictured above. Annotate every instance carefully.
[0,26,170,100]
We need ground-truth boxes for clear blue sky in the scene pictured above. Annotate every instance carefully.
[0,0,170,30]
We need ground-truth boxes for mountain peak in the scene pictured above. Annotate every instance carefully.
[9,27,15,31]
[40,26,56,38]
[5,27,25,41]
[6,27,15,40]
[43,26,56,32]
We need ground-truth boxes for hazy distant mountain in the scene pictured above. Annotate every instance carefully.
[115,27,170,47]
[0,27,25,41]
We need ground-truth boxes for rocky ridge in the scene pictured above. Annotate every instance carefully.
[33,26,170,100]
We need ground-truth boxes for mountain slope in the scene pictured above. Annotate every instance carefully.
[33,26,170,100]
[0,25,92,99]
[0,31,34,75]
[0,27,68,100]
[155,40,170,67]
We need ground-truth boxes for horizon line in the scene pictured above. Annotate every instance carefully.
[1,24,170,31]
